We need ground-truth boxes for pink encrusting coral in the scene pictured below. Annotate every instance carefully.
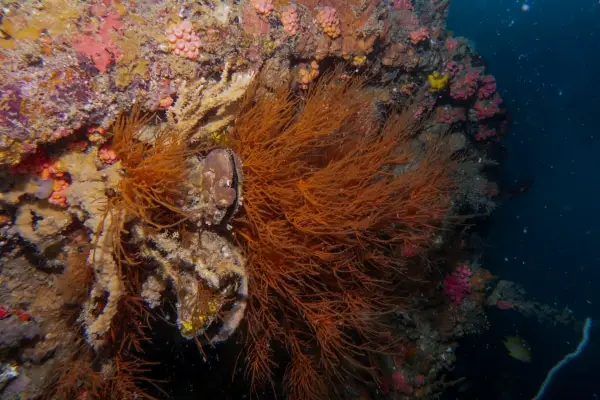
[409,26,429,45]
[72,13,124,73]
[166,21,201,59]
[251,0,275,17]
[443,263,472,305]
[9,149,71,207]
[280,6,300,36]
[316,7,341,39]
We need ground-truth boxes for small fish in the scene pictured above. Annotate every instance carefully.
[503,336,532,363]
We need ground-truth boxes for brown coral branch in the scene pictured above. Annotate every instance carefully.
[231,72,460,398]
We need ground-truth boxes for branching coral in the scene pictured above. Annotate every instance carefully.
[166,62,255,142]
[230,73,460,398]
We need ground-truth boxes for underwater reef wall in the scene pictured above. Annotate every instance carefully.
[0,0,518,399]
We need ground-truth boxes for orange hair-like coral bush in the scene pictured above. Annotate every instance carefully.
[231,74,460,398]
[109,106,191,228]
[97,107,194,268]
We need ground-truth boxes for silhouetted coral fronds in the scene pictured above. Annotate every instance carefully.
[232,73,459,398]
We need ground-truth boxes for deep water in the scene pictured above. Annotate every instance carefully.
[446,0,600,398]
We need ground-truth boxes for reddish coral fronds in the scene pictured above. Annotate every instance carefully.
[110,107,191,228]
[231,74,459,398]
[97,107,194,270]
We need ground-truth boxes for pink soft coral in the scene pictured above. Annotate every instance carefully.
[471,93,503,120]
[449,67,482,100]
[443,263,472,305]
[478,75,497,99]
[435,105,466,124]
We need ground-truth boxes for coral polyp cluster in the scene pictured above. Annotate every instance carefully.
[316,7,342,39]
[280,6,300,36]
[166,21,201,59]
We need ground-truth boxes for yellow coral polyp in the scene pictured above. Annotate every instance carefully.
[208,301,217,314]
[263,40,277,55]
[210,130,230,146]
[427,72,449,92]
[180,319,194,336]
[324,26,339,39]
[353,55,367,66]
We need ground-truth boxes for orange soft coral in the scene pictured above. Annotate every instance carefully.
[109,106,191,227]
[95,106,193,272]
[231,73,459,398]
[48,178,69,207]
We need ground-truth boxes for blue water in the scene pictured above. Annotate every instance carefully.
[448,0,600,398]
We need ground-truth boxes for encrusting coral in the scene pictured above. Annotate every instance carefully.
[12,202,72,259]
[230,73,461,398]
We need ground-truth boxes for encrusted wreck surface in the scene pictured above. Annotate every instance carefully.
[0,0,518,398]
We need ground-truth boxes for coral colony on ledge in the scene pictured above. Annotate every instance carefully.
[0,0,584,399]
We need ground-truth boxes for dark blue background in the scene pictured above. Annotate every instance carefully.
[447,0,600,398]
